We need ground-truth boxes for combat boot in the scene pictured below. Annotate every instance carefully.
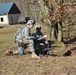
[31,52,40,59]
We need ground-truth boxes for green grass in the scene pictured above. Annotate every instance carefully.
[0,25,22,56]
[0,34,14,43]
[0,25,76,75]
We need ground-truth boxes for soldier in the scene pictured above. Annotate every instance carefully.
[32,24,48,44]
[32,24,48,55]
[4,20,40,59]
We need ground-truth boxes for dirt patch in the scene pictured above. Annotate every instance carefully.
[0,31,16,34]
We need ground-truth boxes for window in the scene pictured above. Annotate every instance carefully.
[1,18,4,22]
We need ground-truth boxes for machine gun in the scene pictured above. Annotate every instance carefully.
[34,40,54,56]
[35,40,71,56]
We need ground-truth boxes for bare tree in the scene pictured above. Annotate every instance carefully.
[39,0,76,42]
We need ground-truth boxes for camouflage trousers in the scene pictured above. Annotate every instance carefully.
[13,39,35,55]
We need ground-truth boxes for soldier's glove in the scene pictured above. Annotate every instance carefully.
[22,39,28,44]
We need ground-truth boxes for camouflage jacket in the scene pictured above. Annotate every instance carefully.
[14,26,34,42]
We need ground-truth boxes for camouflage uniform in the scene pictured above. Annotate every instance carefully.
[13,26,35,55]
[13,20,34,54]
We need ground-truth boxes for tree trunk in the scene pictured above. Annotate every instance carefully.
[39,0,64,42]
[57,22,63,41]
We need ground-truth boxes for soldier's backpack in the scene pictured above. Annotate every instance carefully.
[14,26,26,42]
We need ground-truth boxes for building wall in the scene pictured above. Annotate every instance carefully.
[0,14,20,25]
[0,15,9,25]
[8,14,20,24]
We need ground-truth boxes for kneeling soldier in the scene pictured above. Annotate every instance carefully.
[4,20,40,59]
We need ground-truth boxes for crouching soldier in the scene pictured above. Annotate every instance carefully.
[4,20,40,59]
[32,24,48,55]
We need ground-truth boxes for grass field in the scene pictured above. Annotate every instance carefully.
[0,24,76,75]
